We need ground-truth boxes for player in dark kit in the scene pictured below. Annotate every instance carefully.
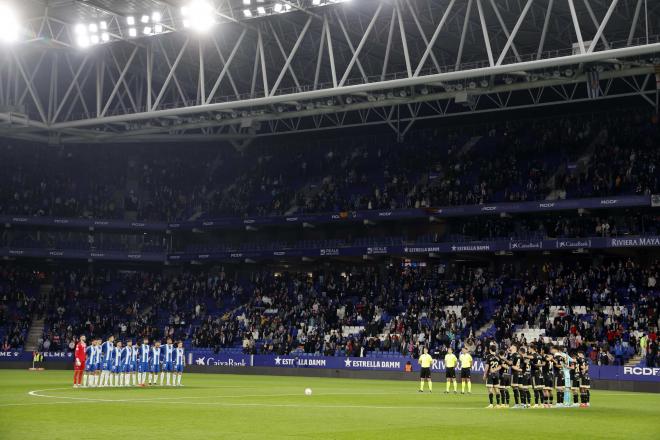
[569,350,581,407]
[497,349,511,407]
[541,346,555,407]
[506,345,525,408]
[529,345,545,408]
[483,346,502,408]
[576,351,591,407]
[518,346,532,408]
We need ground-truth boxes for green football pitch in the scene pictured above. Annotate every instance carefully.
[0,370,659,440]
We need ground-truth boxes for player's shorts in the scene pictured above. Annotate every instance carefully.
[139,362,150,373]
[580,377,591,388]
[95,362,101,371]
[511,373,522,386]
[151,363,161,374]
[460,367,471,379]
[519,374,531,387]
[544,373,554,388]
[112,364,120,374]
[175,363,184,373]
[102,360,112,371]
[75,360,85,371]
[572,378,581,389]
[486,373,499,387]
[133,360,139,372]
[532,374,544,389]
[445,367,456,379]
[163,361,174,372]
[420,367,431,379]
[500,373,511,387]
[84,361,94,372]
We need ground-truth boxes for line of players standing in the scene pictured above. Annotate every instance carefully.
[74,335,186,388]
[482,344,591,408]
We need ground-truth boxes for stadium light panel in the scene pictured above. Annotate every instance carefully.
[143,26,152,35]
[74,24,86,35]
[127,16,135,25]
[141,15,149,24]
[101,32,110,42]
[100,21,107,30]
[90,34,100,44]
[154,24,163,34]
[243,9,252,17]
[76,35,90,48]
[257,6,266,15]
[152,12,162,23]
[0,3,20,43]
[243,0,251,4]
[128,27,137,37]
[274,3,283,13]
[88,23,98,33]
[312,0,321,5]
[181,0,215,32]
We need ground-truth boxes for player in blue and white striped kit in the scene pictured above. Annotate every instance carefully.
[112,341,123,387]
[138,338,150,386]
[174,341,185,387]
[121,341,134,387]
[162,338,175,386]
[83,338,99,387]
[150,340,162,386]
[100,336,115,387]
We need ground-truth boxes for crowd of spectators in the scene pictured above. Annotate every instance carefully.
[1,108,657,223]
[0,266,40,350]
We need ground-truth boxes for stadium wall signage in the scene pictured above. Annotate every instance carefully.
[0,195,650,233]
[4,351,657,382]
[3,235,660,263]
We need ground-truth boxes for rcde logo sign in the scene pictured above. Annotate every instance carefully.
[624,367,660,376]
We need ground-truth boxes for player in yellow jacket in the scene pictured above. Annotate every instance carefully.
[444,347,458,393]
[459,347,473,394]
[418,347,434,392]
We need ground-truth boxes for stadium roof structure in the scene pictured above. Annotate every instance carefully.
[1,0,659,145]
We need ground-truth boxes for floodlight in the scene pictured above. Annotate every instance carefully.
[76,36,90,48]
[152,12,162,23]
[143,26,152,35]
[154,24,163,34]
[0,3,20,43]
[101,32,110,42]
[243,0,251,5]
[74,24,86,35]
[257,6,265,15]
[128,27,137,37]
[181,1,215,32]
[127,16,135,25]
[90,34,100,44]
[274,3,283,12]
[89,23,98,33]
[100,21,107,30]
[243,9,252,17]
[141,15,149,24]
[312,0,321,5]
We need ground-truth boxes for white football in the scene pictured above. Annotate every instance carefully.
[304,388,313,396]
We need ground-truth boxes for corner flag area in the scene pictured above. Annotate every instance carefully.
[0,371,658,439]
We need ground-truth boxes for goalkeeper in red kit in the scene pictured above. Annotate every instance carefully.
[73,335,87,388]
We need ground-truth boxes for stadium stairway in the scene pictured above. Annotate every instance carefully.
[24,283,51,351]
[625,354,644,367]
[474,319,495,339]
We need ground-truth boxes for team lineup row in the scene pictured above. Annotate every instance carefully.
[71,335,186,388]
[482,344,591,409]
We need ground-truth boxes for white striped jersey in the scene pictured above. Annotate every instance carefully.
[113,347,122,366]
[151,347,161,365]
[102,341,114,361]
[175,348,184,366]
[140,344,150,363]
[93,346,101,363]
[122,347,133,365]
[162,344,174,362]
[130,346,138,362]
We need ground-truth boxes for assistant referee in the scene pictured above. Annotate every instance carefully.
[444,347,458,394]
[459,347,473,394]
[418,347,433,393]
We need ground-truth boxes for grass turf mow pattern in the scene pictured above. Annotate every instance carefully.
[0,371,658,439]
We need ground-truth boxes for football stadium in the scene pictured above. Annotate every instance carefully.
[0,0,659,438]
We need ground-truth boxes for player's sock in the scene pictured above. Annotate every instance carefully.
[499,389,505,404]
[527,389,532,405]
[83,374,88,387]
[453,381,457,392]
[467,381,471,393]
[489,393,493,405]
[586,390,590,403]
[513,388,520,405]
[505,389,510,404]
[428,380,432,391]
[166,372,171,386]
[549,391,553,404]
[573,393,578,404]
[462,382,465,393]
[557,390,562,404]
[160,372,164,386]
[533,389,539,404]
[519,389,526,405]
[495,393,500,405]
[419,380,424,391]
[446,381,450,392]
[178,374,182,386]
